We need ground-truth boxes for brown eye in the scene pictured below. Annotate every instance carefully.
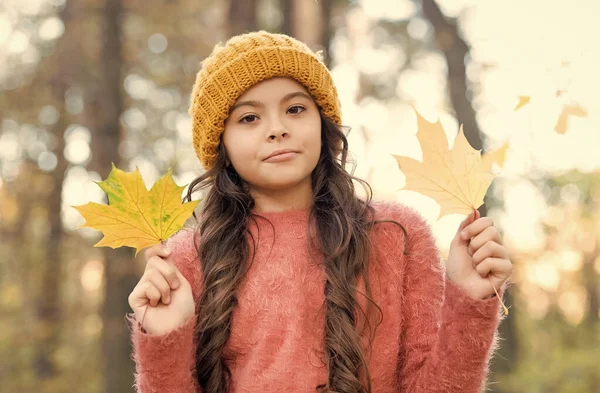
[240,114,258,123]
[288,105,305,115]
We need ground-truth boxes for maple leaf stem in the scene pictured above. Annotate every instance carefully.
[140,304,149,330]
[488,276,509,315]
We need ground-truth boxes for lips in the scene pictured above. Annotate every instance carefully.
[264,149,299,161]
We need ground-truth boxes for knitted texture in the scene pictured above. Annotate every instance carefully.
[128,200,508,393]
[188,30,342,170]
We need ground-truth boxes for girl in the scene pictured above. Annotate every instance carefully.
[127,31,512,393]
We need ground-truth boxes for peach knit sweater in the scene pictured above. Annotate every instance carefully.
[127,201,507,393]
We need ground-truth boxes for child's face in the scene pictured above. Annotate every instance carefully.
[223,77,322,197]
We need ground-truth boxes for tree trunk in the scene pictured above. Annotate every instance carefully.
[420,0,481,150]
[280,0,292,36]
[287,0,322,47]
[420,0,518,388]
[279,0,332,66]
[33,0,81,380]
[87,0,139,391]
[319,0,333,68]
[228,0,258,37]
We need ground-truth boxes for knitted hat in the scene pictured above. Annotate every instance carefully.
[188,30,342,170]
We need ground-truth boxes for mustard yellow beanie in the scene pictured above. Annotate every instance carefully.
[188,30,342,170]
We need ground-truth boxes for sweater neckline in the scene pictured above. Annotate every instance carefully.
[251,207,311,226]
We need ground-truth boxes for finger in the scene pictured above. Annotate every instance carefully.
[145,255,180,289]
[461,216,494,241]
[455,210,478,246]
[467,226,502,255]
[144,244,172,261]
[143,282,162,307]
[458,209,477,232]
[472,241,509,265]
[129,282,159,309]
[475,257,512,279]
[146,269,172,305]
[128,285,146,310]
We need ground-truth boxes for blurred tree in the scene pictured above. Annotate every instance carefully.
[420,0,480,150]
[541,172,600,392]
[319,0,333,67]
[500,172,600,393]
[0,3,64,391]
[83,0,138,391]
[33,0,82,384]
[1,0,599,392]
[279,0,334,65]
[420,0,518,388]
[228,0,258,36]
[279,0,292,36]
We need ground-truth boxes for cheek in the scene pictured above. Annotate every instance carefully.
[223,130,254,163]
[222,130,262,184]
[306,119,322,159]
[309,135,321,162]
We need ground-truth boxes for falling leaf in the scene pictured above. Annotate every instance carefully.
[393,109,508,220]
[514,95,531,111]
[554,104,588,135]
[514,89,588,134]
[71,163,200,256]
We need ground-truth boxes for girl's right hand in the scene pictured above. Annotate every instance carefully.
[128,244,196,335]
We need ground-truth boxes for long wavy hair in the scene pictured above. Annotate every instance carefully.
[183,110,408,393]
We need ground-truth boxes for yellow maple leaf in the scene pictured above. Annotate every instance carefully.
[71,163,200,256]
[394,110,510,315]
[393,109,508,220]
[554,104,588,135]
[514,95,531,111]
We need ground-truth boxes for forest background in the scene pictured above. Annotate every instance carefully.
[1,0,599,392]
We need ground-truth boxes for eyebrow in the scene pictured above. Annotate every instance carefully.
[229,91,313,114]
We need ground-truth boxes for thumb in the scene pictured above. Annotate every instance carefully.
[454,209,479,244]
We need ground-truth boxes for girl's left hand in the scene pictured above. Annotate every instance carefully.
[446,209,513,300]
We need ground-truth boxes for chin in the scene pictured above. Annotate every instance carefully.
[261,176,310,190]
[234,159,318,190]
[254,167,313,190]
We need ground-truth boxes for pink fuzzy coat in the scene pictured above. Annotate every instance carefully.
[127,201,507,392]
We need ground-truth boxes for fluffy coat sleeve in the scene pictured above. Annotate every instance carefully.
[126,228,204,393]
[384,203,509,393]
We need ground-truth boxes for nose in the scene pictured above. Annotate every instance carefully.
[268,130,289,141]
[267,116,289,141]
